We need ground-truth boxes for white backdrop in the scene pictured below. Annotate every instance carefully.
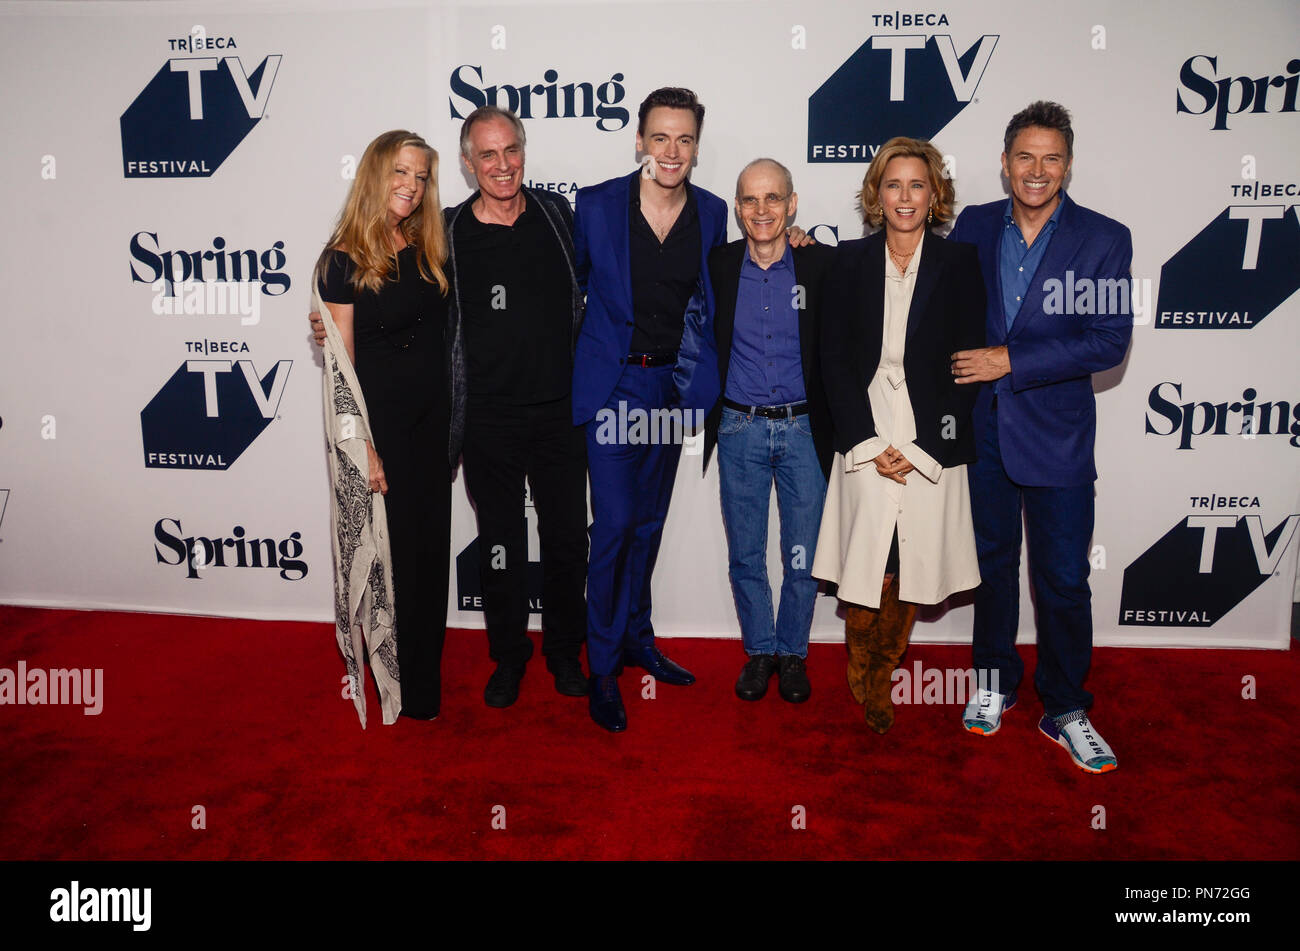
[0,0,1296,649]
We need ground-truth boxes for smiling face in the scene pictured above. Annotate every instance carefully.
[387,144,430,227]
[736,162,796,245]
[879,155,933,241]
[1001,125,1072,217]
[636,106,698,191]
[462,114,525,203]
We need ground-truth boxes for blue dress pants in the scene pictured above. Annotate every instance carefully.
[584,364,682,677]
[968,405,1096,717]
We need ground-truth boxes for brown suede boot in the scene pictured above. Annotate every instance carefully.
[843,605,878,704]
[862,575,918,734]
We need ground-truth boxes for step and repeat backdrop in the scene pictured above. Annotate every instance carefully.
[0,0,1296,648]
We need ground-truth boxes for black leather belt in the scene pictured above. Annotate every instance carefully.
[723,398,809,419]
[627,351,677,367]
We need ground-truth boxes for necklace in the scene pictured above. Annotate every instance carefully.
[886,239,915,274]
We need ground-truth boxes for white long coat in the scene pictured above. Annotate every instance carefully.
[812,238,980,609]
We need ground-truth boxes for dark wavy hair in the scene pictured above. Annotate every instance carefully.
[1003,101,1074,158]
[637,87,704,137]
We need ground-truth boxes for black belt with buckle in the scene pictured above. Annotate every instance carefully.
[627,351,678,367]
[723,398,809,419]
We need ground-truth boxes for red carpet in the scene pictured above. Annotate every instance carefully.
[0,605,1296,861]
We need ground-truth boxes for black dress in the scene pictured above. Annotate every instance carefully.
[320,246,451,719]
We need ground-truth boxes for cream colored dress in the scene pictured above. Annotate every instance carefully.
[812,235,980,609]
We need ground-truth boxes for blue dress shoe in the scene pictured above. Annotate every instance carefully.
[623,646,695,686]
[588,675,627,733]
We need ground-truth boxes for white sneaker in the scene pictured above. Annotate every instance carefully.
[1038,712,1118,773]
[962,688,1017,736]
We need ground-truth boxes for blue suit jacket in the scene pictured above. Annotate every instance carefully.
[950,193,1133,486]
[571,170,728,425]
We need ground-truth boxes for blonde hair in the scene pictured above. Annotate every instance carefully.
[316,130,449,295]
[859,137,955,229]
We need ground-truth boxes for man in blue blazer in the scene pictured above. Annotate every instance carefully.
[950,101,1132,773]
[572,87,728,732]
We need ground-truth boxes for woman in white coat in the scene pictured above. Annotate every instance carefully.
[812,137,986,733]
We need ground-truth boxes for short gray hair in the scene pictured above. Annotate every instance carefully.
[735,157,794,199]
[459,105,527,159]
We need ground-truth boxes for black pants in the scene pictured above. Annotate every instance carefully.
[462,396,588,667]
[361,352,451,719]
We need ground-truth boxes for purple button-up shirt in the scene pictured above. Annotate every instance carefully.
[724,242,806,406]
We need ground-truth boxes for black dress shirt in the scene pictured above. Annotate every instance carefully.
[628,184,701,353]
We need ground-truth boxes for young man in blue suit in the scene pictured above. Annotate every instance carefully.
[949,101,1133,773]
[571,87,729,732]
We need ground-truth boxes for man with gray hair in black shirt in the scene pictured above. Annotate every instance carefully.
[312,106,589,709]
[444,106,589,708]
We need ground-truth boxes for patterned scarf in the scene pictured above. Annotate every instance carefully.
[315,286,401,727]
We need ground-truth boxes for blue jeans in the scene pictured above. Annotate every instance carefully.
[717,406,827,658]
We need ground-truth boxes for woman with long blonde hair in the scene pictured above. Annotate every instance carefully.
[315,130,451,726]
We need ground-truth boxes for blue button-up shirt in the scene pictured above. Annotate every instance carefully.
[997,196,1063,395]
[725,242,806,406]
[999,195,1064,332]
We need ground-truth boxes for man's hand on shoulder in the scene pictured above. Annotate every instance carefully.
[786,225,815,248]
[951,345,1010,384]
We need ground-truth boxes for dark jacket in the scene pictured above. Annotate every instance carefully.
[820,230,986,468]
[443,187,585,466]
[699,240,837,476]
[949,194,1132,485]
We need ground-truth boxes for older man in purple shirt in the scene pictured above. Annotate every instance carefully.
[677,158,836,702]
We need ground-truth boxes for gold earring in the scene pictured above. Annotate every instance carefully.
[927,207,933,225]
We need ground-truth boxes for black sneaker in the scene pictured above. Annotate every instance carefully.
[735,654,779,701]
[777,655,811,703]
[484,662,526,708]
[547,656,588,697]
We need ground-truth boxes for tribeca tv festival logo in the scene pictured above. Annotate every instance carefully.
[456,486,543,613]
[120,29,281,178]
[141,346,291,470]
[1119,494,1299,627]
[1155,194,1300,330]
[808,12,997,163]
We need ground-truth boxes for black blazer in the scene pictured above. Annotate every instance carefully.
[820,230,986,468]
[702,240,837,476]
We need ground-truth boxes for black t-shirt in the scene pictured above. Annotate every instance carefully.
[318,246,448,411]
[453,196,572,406]
[629,186,701,354]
